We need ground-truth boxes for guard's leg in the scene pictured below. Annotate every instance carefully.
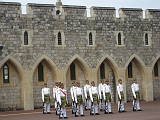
[80,104,84,115]
[47,103,51,113]
[44,103,47,114]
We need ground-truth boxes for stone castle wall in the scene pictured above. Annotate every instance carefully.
[0,1,160,110]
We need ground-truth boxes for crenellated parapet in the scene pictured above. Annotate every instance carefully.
[90,7,116,21]
[0,2,21,20]
[26,3,55,18]
[118,8,143,21]
[145,9,160,21]
[62,5,87,19]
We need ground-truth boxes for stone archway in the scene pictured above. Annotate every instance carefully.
[0,56,23,111]
[152,56,160,100]
[31,55,57,108]
[125,54,145,102]
[65,54,90,105]
[96,55,119,103]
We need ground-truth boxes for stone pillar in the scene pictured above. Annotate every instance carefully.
[22,70,34,110]
[143,67,153,101]
[89,68,97,85]
[56,69,66,87]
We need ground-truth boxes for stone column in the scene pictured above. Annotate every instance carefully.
[143,67,153,101]
[22,70,34,110]
[89,68,97,85]
[56,69,66,87]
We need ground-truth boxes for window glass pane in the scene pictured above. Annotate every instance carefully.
[3,64,9,83]
[145,33,148,45]
[38,63,44,81]
[118,33,121,45]
[128,62,133,78]
[89,32,93,45]
[70,63,76,80]
[58,32,62,45]
[100,62,105,79]
[154,62,158,77]
[24,31,28,45]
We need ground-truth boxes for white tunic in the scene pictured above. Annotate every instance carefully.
[57,88,68,105]
[103,84,112,100]
[117,84,124,99]
[53,86,58,99]
[98,83,105,99]
[84,84,91,99]
[42,87,50,102]
[70,86,77,101]
[89,86,99,102]
[131,83,139,98]
[74,87,84,103]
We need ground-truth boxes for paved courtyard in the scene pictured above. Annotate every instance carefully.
[0,100,160,120]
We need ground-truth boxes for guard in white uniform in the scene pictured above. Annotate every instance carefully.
[84,80,91,110]
[103,80,113,114]
[98,79,105,111]
[89,81,100,115]
[70,81,77,114]
[42,83,51,114]
[53,82,59,109]
[131,79,142,111]
[74,82,85,117]
[117,79,126,112]
[57,83,69,119]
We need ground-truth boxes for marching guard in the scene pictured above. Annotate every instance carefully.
[131,79,142,111]
[70,81,77,114]
[74,82,85,117]
[89,81,100,115]
[42,83,51,114]
[53,82,59,110]
[98,79,105,111]
[103,80,113,114]
[117,79,126,113]
[84,80,91,110]
[57,83,69,119]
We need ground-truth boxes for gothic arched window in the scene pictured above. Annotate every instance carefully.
[154,62,158,77]
[38,63,44,82]
[70,63,76,80]
[89,32,93,45]
[145,33,148,45]
[58,32,62,45]
[100,62,105,79]
[128,62,133,78]
[3,63,9,83]
[118,33,121,45]
[24,31,28,45]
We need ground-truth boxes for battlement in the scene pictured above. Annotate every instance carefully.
[62,5,87,18]
[0,1,160,21]
[119,8,143,21]
[145,9,160,21]
[90,7,116,21]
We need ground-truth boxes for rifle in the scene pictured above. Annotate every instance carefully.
[72,101,76,114]
[104,101,109,114]
[59,105,62,119]
[85,99,88,110]
[100,99,104,111]
[56,103,60,115]
[90,102,94,115]
[43,102,45,114]
[133,98,137,111]
[119,99,122,113]
[75,103,78,117]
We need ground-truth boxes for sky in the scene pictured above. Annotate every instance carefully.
[0,0,159,17]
